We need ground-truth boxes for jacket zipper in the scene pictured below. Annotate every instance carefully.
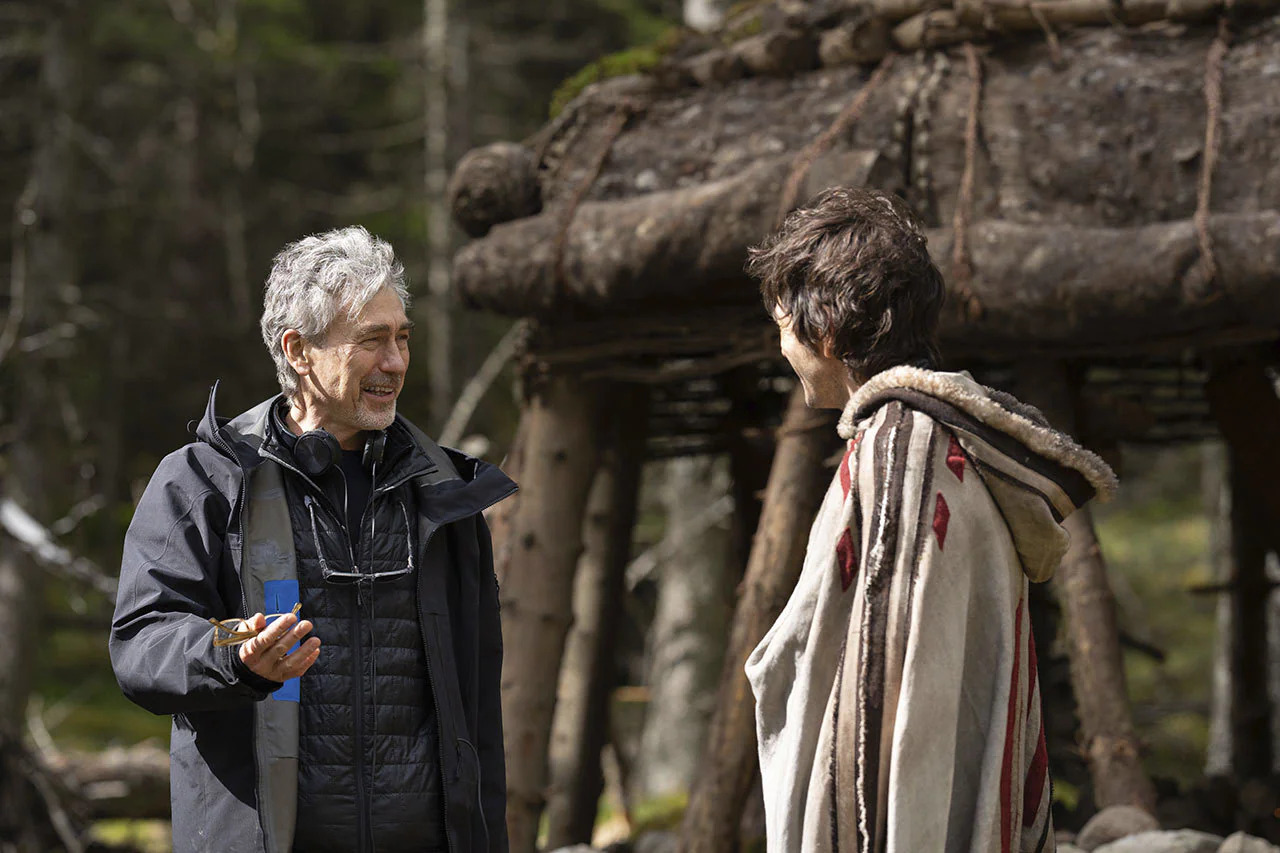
[353,587,368,853]
[257,438,514,853]
[261,445,377,852]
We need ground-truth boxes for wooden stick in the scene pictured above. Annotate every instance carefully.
[951,42,984,320]
[777,56,895,226]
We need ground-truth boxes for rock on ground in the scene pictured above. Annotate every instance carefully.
[1077,805,1162,850]
[1093,829,1224,853]
[1219,831,1280,853]
[632,831,678,853]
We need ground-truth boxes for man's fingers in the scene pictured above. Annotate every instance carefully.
[281,638,322,678]
[236,614,266,663]
[245,613,297,657]
[286,619,315,646]
[241,613,265,635]
[238,612,294,662]
[258,612,297,645]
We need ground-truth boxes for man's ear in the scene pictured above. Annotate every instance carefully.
[281,330,310,376]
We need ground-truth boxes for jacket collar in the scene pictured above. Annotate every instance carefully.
[197,381,518,519]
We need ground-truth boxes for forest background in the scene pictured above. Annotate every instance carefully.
[0,0,1231,849]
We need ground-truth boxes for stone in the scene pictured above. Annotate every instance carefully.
[1219,832,1280,853]
[1077,805,1161,850]
[818,17,892,67]
[729,29,818,77]
[632,831,677,853]
[1093,829,1223,853]
[684,49,747,87]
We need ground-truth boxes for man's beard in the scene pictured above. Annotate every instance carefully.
[353,398,397,431]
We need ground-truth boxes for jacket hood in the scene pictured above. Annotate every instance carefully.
[842,366,1118,582]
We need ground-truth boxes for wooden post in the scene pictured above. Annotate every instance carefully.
[545,387,649,849]
[1205,355,1280,780]
[498,374,606,853]
[679,387,837,853]
[489,414,528,589]
[1017,362,1157,814]
[724,368,777,577]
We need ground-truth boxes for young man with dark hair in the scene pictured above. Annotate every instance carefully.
[744,187,1115,853]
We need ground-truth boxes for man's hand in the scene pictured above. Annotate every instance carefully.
[237,612,321,682]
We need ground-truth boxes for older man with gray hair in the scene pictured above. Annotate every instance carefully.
[110,227,515,853]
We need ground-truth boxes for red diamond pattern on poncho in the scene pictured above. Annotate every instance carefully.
[933,492,950,550]
[839,446,854,499]
[837,528,857,591]
[946,434,966,481]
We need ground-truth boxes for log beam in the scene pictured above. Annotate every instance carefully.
[498,375,607,853]
[679,388,838,853]
[458,193,1280,355]
[50,744,171,821]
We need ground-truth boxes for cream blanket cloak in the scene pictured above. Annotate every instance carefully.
[746,367,1118,853]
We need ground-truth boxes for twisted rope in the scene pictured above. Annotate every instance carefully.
[776,54,896,227]
[951,42,984,320]
[1192,14,1230,299]
[552,99,643,298]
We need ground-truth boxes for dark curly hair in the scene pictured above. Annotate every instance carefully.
[747,187,945,380]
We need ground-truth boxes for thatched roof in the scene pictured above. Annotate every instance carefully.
[448,1,1280,449]
[450,1,1280,351]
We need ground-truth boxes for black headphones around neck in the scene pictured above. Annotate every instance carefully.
[295,428,387,479]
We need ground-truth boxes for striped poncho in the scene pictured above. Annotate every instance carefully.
[746,367,1118,853]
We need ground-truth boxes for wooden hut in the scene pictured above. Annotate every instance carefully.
[447,1,1280,849]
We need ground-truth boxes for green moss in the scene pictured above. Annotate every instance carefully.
[721,0,769,43]
[593,0,672,44]
[1093,445,1216,789]
[548,44,666,118]
[91,820,172,853]
[1052,779,1080,811]
[632,790,689,833]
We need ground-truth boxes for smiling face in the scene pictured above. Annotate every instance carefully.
[773,303,858,410]
[283,287,413,448]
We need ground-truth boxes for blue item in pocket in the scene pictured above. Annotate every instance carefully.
[263,579,301,702]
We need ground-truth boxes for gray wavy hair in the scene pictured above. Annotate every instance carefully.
[260,226,411,398]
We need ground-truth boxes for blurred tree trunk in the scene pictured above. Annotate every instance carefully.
[679,388,837,853]
[0,7,80,849]
[1205,440,1234,776]
[724,368,775,578]
[216,0,259,329]
[1017,362,1157,814]
[498,375,605,853]
[545,386,648,849]
[1205,355,1280,781]
[424,0,453,429]
[633,456,734,802]
[50,743,171,821]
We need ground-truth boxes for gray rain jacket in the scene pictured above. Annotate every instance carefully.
[110,385,516,853]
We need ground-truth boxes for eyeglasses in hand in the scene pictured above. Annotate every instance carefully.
[209,602,303,648]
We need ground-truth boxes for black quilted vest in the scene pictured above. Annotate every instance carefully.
[273,423,447,853]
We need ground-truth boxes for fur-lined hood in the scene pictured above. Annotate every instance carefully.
[841,366,1117,581]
